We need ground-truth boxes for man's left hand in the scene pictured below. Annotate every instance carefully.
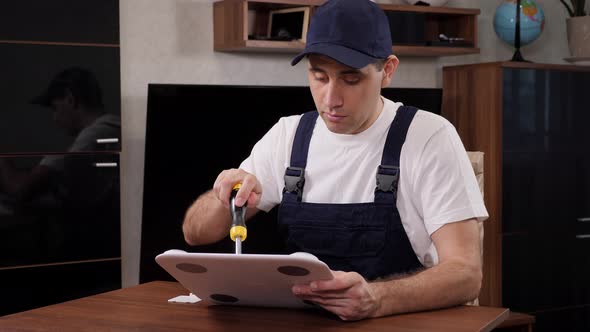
[292,271,380,321]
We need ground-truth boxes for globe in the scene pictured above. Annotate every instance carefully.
[493,0,545,47]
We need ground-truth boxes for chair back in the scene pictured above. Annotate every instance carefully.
[466,151,484,306]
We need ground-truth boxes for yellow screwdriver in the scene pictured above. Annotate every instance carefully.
[229,183,247,255]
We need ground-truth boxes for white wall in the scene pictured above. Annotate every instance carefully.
[120,0,572,287]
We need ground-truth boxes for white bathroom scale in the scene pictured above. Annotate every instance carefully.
[155,250,333,308]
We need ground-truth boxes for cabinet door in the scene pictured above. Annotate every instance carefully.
[502,68,590,331]
[0,0,118,44]
[503,233,588,308]
[0,259,121,316]
[0,43,121,154]
[502,68,590,233]
[0,153,120,268]
[532,305,590,332]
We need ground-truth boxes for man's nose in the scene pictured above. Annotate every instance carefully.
[323,82,343,110]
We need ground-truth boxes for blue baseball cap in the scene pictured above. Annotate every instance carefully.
[291,0,393,69]
[31,66,104,108]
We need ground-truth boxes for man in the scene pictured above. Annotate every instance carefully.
[183,0,488,321]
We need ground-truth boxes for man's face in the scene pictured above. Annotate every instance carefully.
[307,54,392,135]
[50,94,79,136]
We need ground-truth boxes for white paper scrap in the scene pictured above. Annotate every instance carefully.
[168,293,201,304]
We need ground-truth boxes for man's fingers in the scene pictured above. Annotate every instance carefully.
[311,271,359,291]
[292,272,362,296]
[239,173,261,207]
[213,168,250,207]
[293,285,347,298]
[236,175,255,207]
[299,296,340,306]
[296,296,363,321]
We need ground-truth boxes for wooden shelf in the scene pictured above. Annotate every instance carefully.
[217,39,306,53]
[215,42,480,56]
[394,45,479,56]
[378,4,479,15]
[213,0,480,57]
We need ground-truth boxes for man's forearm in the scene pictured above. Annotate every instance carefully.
[369,259,482,317]
[182,190,232,246]
[0,161,51,200]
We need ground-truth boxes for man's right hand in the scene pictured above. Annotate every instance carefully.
[183,168,262,246]
[213,168,262,209]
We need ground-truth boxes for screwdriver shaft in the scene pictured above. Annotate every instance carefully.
[235,237,242,255]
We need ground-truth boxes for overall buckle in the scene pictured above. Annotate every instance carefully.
[375,165,399,194]
[283,166,305,201]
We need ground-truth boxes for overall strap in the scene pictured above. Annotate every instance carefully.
[284,111,318,201]
[375,106,418,203]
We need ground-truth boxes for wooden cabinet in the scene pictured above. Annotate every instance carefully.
[213,0,480,56]
[442,62,590,332]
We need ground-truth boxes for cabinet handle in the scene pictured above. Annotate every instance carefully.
[577,217,590,222]
[96,138,119,144]
[576,234,590,239]
[93,162,118,168]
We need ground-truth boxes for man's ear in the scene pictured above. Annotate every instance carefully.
[381,55,399,88]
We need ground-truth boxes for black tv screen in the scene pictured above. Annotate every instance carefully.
[140,84,442,282]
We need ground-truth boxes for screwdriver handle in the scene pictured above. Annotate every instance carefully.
[229,183,247,242]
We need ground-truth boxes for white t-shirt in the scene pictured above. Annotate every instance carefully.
[240,97,488,267]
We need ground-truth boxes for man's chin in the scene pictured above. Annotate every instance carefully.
[321,116,350,134]
[325,123,352,135]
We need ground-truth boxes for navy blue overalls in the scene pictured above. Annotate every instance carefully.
[278,106,424,281]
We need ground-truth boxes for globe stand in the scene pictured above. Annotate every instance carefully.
[511,49,526,62]
[511,0,530,62]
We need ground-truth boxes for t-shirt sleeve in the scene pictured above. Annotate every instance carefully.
[39,154,65,171]
[413,123,489,236]
[239,116,297,212]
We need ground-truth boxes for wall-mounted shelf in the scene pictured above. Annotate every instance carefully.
[213,0,480,57]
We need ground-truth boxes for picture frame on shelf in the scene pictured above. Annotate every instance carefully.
[267,7,310,42]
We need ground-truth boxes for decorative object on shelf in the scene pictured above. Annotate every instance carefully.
[493,0,545,62]
[560,0,590,62]
[403,0,449,6]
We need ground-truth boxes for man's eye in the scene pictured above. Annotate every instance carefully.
[314,75,328,82]
[343,76,360,85]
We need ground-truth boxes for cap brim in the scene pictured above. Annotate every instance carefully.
[291,43,379,69]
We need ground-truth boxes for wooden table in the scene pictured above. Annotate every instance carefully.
[0,281,509,332]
